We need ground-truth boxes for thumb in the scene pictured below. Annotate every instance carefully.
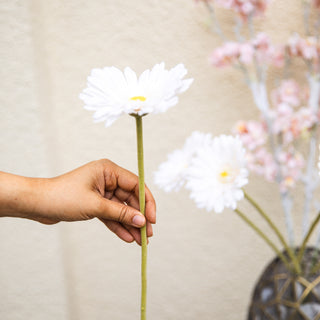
[97,198,146,228]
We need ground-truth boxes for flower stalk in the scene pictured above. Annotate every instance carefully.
[244,191,301,274]
[234,208,291,271]
[298,211,320,264]
[135,115,147,320]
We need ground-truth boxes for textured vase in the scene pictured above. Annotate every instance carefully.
[248,248,320,320]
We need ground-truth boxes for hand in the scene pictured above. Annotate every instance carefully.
[0,159,156,244]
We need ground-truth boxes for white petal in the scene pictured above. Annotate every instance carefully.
[80,62,192,126]
[124,67,138,86]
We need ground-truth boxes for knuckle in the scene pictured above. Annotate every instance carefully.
[118,205,130,224]
[99,158,113,168]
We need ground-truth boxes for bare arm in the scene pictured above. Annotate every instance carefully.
[0,159,156,244]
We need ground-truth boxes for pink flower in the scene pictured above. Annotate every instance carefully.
[215,0,270,19]
[272,103,293,128]
[241,1,255,15]
[288,34,320,61]
[239,43,255,64]
[294,107,318,132]
[247,148,277,182]
[233,120,267,150]
[268,45,285,67]
[251,33,284,67]
[301,37,319,60]
[287,33,300,56]
[209,42,240,67]
[210,34,283,68]
[253,32,270,50]
[271,80,301,107]
[272,103,317,144]
[278,150,305,191]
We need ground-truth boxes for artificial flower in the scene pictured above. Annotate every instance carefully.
[210,34,284,69]
[80,63,193,127]
[186,135,248,213]
[247,147,277,182]
[288,34,320,61]
[209,42,241,67]
[233,120,267,150]
[271,80,301,107]
[215,0,270,19]
[154,131,212,192]
[278,150,304,192]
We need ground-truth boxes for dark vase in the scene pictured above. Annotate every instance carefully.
[248,247,320,320]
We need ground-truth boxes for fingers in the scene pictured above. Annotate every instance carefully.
[110,164,156,224]
[114,189,140,211]
[94,160,156,245]
[101,195,153,244]
[124,225,142,244]
[145,186,156,224]
[96,197,146,228]
[113,184,156,225]
[101,220,135,243]
[146,221,153,237]
[100,219,153,245]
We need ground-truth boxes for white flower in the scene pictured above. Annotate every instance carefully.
[186,135,248,213]
[154,131,212,192]
[79,63,193,127]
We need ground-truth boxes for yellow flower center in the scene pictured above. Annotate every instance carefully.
[218,166,237,184]
[130,96,146,102]
[220,171,229,178]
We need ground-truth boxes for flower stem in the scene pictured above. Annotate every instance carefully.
[298,211,320,264]
[135,115,147,320]
[234,209,292,271]
[244,192,301,274]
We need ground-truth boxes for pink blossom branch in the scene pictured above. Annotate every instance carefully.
[204,1,226,40]
[302,75,320,237]
[281,48,292,81]
[248,70,296,246]
[248,15,264,83]
[234,17,245,42]
[243,36,296,246]
[303,0,311,36]
[315,11,320,39]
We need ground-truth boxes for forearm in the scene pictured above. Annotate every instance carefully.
[0,172,45,219]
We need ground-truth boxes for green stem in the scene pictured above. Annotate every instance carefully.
[135,115,147,320]
[244,192,301,274]
[234,209,292,271]
[298,211,320,263]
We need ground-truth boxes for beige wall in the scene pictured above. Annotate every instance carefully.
[0,1,306,319]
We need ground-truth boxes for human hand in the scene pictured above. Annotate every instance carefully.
[0,159,156,244]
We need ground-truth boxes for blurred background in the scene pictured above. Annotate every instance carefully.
[0,0,305,319]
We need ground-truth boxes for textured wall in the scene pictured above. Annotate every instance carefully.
[0,0,306,319]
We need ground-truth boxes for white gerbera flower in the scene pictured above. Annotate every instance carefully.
[186,135,248,213]
[154,131,212,192]
[79,62,193,127]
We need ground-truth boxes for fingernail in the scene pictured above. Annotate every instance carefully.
[132,215,145,227]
